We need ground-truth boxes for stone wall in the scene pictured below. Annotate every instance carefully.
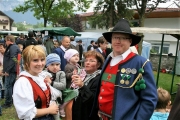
[149,54,176,71]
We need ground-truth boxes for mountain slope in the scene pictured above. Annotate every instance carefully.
[3,10,43,25]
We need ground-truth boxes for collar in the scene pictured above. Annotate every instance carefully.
[109,49,131,66]
[60,45,66,52]
[98,47,103,53]
[109,49,131,60]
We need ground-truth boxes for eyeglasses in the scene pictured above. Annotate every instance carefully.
[84,59,97,63]
[112,37,131,41]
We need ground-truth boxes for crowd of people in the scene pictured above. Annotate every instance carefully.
[0,18,179,120]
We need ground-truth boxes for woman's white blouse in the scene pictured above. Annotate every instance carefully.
[13,71,48,120]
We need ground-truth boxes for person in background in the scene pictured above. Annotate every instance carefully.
[16,33,25,46]
[76,40,84,66]
[24,31,38,49]
[52,41,60,52]
[93,41,98,49]
[24,35,28,41]
[95,18,157,120]
[54,41,60,48]
[71,50,104,120]
[0,43,6,99]
[45,36,55,55]
[2,35,21,108]
[150,87,171,120]
[69,36,77,50]
[53,36,70,71]
[0,43,5,72]
[13,45,59,120]
[95,36,108,59]
[87,40,95,51]
[38,40,47,56]
[105,42,112,58]
[0,43,2,115]
[18,44,23,52]
[17,44,24,73]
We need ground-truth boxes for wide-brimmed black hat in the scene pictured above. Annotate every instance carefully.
[102,19,141,46]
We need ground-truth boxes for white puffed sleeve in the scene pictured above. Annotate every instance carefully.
[13,77,37,120]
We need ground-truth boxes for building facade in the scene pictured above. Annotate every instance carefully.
[0,11,14,31]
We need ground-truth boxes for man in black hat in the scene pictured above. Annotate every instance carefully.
[95,19,157,120]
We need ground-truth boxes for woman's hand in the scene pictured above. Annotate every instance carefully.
[48,102,59,115]
[44,77,52,84]
[72,74,84,88]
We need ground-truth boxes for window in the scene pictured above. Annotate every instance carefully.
[151,43,170,54]
[3,26,6,29]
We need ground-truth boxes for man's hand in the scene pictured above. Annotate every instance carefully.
[4,72,9,76]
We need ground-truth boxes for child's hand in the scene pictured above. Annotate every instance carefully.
[73,69,78,75]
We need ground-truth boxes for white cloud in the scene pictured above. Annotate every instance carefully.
[0,0,23,11]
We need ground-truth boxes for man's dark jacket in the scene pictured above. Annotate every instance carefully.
[24,37,38,49]
[3,44,21,74]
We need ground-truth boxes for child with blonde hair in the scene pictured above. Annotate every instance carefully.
[150,87,171,120]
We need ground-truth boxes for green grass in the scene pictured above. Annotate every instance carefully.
[154,71,180,102]
[0,71,179,119]
[0,99,18,120]
[154,71,180,92]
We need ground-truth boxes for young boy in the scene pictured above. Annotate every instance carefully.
[45,53,66,119]
[150,87,171,120]
[45,53,66,91]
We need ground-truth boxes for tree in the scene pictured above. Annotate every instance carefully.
[89,0,134,29]
[126,0,167,54]
[13,0,91,27]
[33,22,44,28]
[91,0,169,54]
[14,22,27,31]
[12,23,17,27]
[57,14,83,32]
